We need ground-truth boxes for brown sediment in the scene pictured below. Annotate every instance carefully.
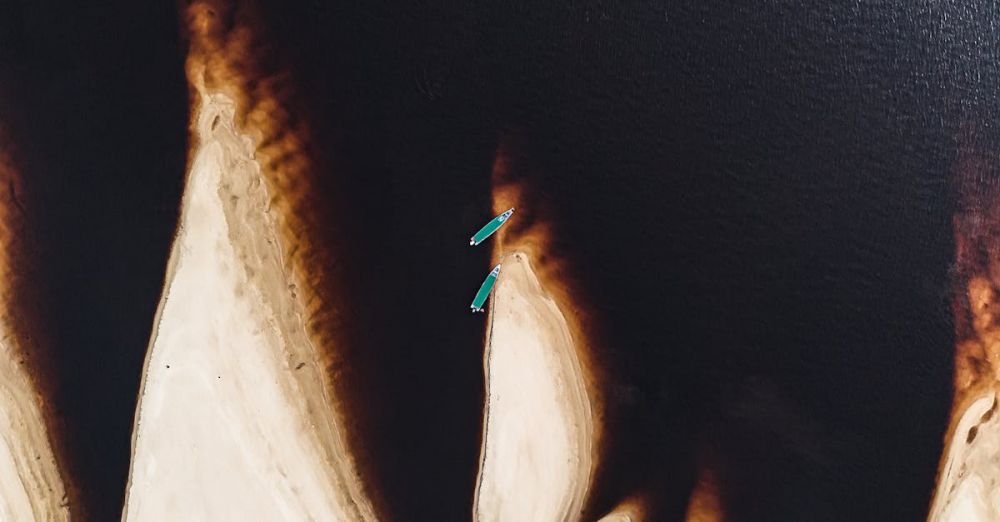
[122,1,378,519]
[929,134,1000,520]
[684,466,722,522]
[473,139,602,521]
[0,128,74,519]
[596,496,647,522]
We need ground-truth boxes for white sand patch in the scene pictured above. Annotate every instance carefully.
[929,392,1000,521]
[474,252,594,522]
[122,93,374,521]
[0,328,68,521]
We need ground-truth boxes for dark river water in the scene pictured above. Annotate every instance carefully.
[2,0,998,520]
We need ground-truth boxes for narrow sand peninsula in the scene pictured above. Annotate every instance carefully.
[122,93,375,521]
[0,142,69,520]
[928,392,1000,521]
[596,500,643,522]
[0,329,68,521]
[932,159,1000,522]
[685,471,722,522]
[597,512,639,522]
[474,251,594,522]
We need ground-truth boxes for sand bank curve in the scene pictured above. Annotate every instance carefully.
[474,251,595,522]
[122,92,374,521]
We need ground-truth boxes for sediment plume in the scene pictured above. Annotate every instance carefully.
[122,1,375,519]
[685,467,722,522]
[929,137,1000,521]
[596,497,646,522]
[473,144,599,521]
[0,131,71,519]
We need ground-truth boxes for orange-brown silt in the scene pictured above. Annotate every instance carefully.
[594,496,648,522]
[684,467,722,522]
[122,1,378,519]
[929,140,1000,521]
[473,141,602,521]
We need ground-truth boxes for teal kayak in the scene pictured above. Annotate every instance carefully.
[471,264,501,312]
[470,208,515,246]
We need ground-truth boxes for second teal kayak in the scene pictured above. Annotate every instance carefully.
[471,264,501,312]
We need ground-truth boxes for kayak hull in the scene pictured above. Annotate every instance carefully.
[471,264,502,312]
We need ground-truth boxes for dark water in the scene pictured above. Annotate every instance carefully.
[2,0,998,520]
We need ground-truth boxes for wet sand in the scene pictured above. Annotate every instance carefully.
[0,331,68,520]
[474,251,595,522]
[122,92,375,521]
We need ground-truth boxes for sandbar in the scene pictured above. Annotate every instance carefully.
[0,328,68,520]
[929,391,1000,521]
[122,92,374,521]
[474,251,595,521]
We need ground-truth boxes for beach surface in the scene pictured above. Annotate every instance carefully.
[474,251,595,522]
[596,500,644,522]
[0,329,68,521]
[0,135,69,520]
[928,392,1000,521]
[122,92,375,521]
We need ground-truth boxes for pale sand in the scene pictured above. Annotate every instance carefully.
[0,328,68,521]
[0,140,69,519]
[122,93,375,521]
[474,251,595,522]
[928,392,1000,521]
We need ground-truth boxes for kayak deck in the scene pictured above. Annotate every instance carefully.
[471,264,502,312]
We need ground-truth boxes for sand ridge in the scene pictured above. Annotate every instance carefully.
[928,391,1000,521]
[0,328,69,521]
[474,251,595,522]
[0,132,69,520]
[122,92,375,521]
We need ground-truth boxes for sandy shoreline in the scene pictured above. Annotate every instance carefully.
[596,497,645,522]
[474,251,595,522]
[0,136,69,520]
[0,330,69,521]
[122,92,374,521]
[928,391,1000,521]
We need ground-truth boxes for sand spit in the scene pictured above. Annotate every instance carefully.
[0,139,70,520]
[931,143,1000,522]
[928,392,1000,521]
[596,512,638,522]
[474,251,595,522]
[685,468,722,522]
[597,509,640,522]
[596,498,645,522]
[0,327,69,521]
[122,93,375,521]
